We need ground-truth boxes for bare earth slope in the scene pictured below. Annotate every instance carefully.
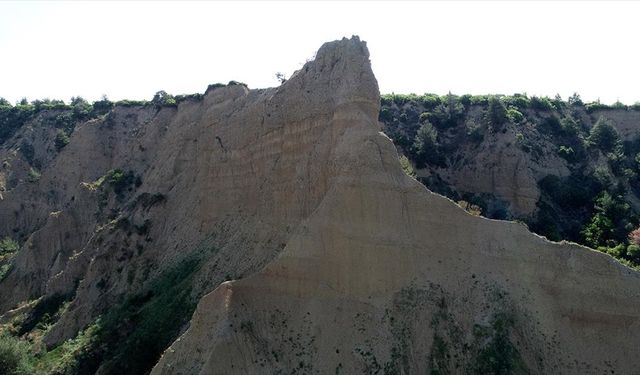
[152,38,640,374]
[0,36,378,373]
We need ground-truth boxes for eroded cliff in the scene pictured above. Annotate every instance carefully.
[1,37,639,374]
[150,38,640,374]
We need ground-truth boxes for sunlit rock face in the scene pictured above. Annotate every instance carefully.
[1,36,638,374]
[149,37,640,375]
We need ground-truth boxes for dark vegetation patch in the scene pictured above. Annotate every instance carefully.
[31,246,214,375]
[384,284,532,375]
[381,92,640,269]
[0,237,20,282]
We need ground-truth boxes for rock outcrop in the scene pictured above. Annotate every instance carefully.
[1,36,639,374]
[151,38,640,374]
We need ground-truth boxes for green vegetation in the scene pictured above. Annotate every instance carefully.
[0,247,212,375]
[54,130,70,151]
[17,294,72,336]
[151,90,177,108]
[27,168,41,183]
[485,96,507,130]
[588,117,620,153]
[33,322,99,374]
[0,237,19,256]
[380,92,640,269]
[71,249,207,374]
[0,237,19,281]
[399,155,416,178]
[473,312,529,375]
[0,334,33,375]
[413,121,443,167]
[0,86,222,148]
[105,169,139,198]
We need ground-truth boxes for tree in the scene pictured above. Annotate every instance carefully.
[0,334,33,374]
[0,237,19,256]
[582,213,614,248]
[151,91,176,107]
[629,226,640,246]
[70,96,92,119]
[412,121,441,167]
[485,96,507,130]
[399,155,415,178]
[588,117,620,153]
[93,95,113,114]
[568,92,583,106]
[275,72,287,84]
[430,92,464,129]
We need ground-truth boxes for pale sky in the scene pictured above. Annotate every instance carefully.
[1,1,639,105]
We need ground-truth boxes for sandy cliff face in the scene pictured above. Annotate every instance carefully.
[1,37,639,374]
[0,36,380,373]
[151,38,640,374]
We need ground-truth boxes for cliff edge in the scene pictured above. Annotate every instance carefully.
[150,38,640,374]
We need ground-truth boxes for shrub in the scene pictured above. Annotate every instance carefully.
[70,97,93,120]
[628,226,640,246]
[0,264,11,281]
[470,95,489,106]
[72,252,207,374]
[485,96,507,129]
[92,95,113,115]
[27,168,41,183]
[552,94,565,110]
[560,116,581,136]
[0,237,19,256]
[55,131,70,151]
[538,116,562,134]
[151,91,177,108]
[418,94,441,110]
[506,107,524,124]
[0,104,35,144]
[466,120,484,143]
[174,94,204,103]
[568,92,583,106]
[17,293,70,335]
[502,94,530,109]
[588,117,620,153]
[558,146,575,162]
[585,100,616,113]
[399,155,416,178]
[412,121,442,166]
[457,200,482,216]
[628,244,640,263]
[582,213,614,248]
[0,334,33,375]
[529,96,554,111]
[611,101,627,110]
[428,93,465,129]
[114,100,150,108]
[106,169,136,197]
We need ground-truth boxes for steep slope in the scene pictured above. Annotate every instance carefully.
[379,94,640,256]
[0,37,376,373]
[152,39,640,374]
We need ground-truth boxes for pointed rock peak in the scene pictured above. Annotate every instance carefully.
[287,35,379,112]
[314,35,370,63]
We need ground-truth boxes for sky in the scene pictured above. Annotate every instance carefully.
[0,1,639,105]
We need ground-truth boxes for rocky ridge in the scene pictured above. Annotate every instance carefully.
[150,38,640,374]
[0,37,639,374]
